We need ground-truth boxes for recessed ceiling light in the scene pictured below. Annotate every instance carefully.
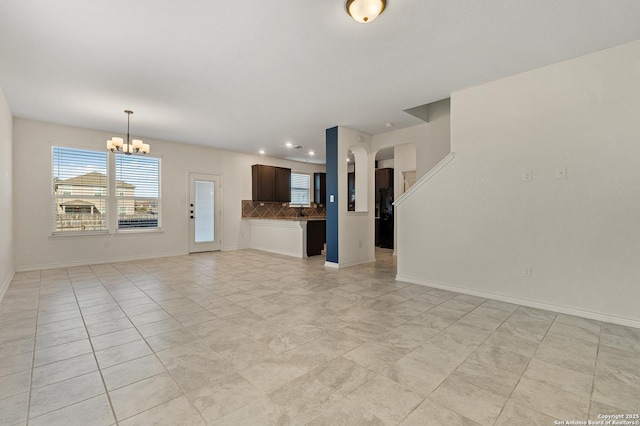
[259,150,265,154]
[285,142,292,147]
[309,151,315,156]
[346,158,350,162]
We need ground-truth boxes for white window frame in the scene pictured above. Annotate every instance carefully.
[51,144,162,235]
[51,146,109,235]
[290,171,311,207]
[114,153,162,232]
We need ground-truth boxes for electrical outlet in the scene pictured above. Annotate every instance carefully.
[556,167,567,179]
[522,170,532,182]
[523,266,532,277]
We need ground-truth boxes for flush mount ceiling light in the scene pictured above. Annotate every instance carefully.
[346,0,386,23]
[106,110,150,155]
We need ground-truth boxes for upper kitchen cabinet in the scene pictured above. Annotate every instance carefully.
[252,164,291,202]
[314,173,326,205]
[274,167,291,202]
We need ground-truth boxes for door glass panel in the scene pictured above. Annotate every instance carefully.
[195,180,214,243]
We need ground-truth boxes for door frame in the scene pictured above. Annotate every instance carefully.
[188,172,222,253]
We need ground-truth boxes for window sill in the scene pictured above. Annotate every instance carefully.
[50,231,110,239]
[50,228,164,238]
[115,228,163,235]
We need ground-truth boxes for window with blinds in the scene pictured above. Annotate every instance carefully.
[115,154,160,229]
[52,147,108,233]
[290,172,311,205]
[51,146,161,233]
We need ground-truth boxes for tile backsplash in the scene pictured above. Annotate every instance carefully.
[242,200,326,218]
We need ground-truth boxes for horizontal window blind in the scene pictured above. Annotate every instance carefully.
[115,154,161,229]
[291,172,310,205]
[52,147,108,233]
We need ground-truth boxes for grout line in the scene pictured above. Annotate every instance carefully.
[379,296,517,424]
[7,250,632,425]
[24,269,42,426]
[68,270,121,426]
[488,310,556,424]
[95,261,216,424]
[588,322,604,419]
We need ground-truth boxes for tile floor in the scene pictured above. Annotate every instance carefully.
[0,249,639,425]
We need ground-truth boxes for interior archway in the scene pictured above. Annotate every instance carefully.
[347,145,368,212]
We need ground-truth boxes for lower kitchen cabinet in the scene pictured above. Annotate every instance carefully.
[306,220,326,256]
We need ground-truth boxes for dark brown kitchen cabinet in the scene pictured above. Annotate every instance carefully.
[274,167,291,202]
[306,220,326,256]
[314,173,326,205]
[252,165,291,202]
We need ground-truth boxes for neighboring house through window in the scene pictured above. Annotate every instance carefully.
[52,147,108,232]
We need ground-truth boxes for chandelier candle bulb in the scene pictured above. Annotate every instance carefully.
[107,110,149,155]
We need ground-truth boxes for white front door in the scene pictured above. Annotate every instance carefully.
[189,173,221,253]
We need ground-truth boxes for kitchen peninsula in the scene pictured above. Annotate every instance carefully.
[241,201,326,258]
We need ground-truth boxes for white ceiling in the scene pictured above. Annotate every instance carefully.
[1,1,639,164]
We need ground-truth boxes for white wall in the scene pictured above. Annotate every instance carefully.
[371,110,450,255]
[392,143,417,252]
[394,144,417,195]
[337,127,375,267]
[0,89,13,296]
[12,118,324,270]
[377,159,394,169]
[371,102,450,179]
[397,40,640,327]
[247,219,306,258]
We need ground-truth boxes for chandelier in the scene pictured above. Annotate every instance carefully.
[106,110,150,155]
[346,0,386,23]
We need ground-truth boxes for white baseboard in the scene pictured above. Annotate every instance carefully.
[330,257,377,269]
[324,261,339,268]
[250,247,304,259]
[221,244,249,251]
[0,269,15,304]
[14,251,188,272]
[396,274,640,330]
